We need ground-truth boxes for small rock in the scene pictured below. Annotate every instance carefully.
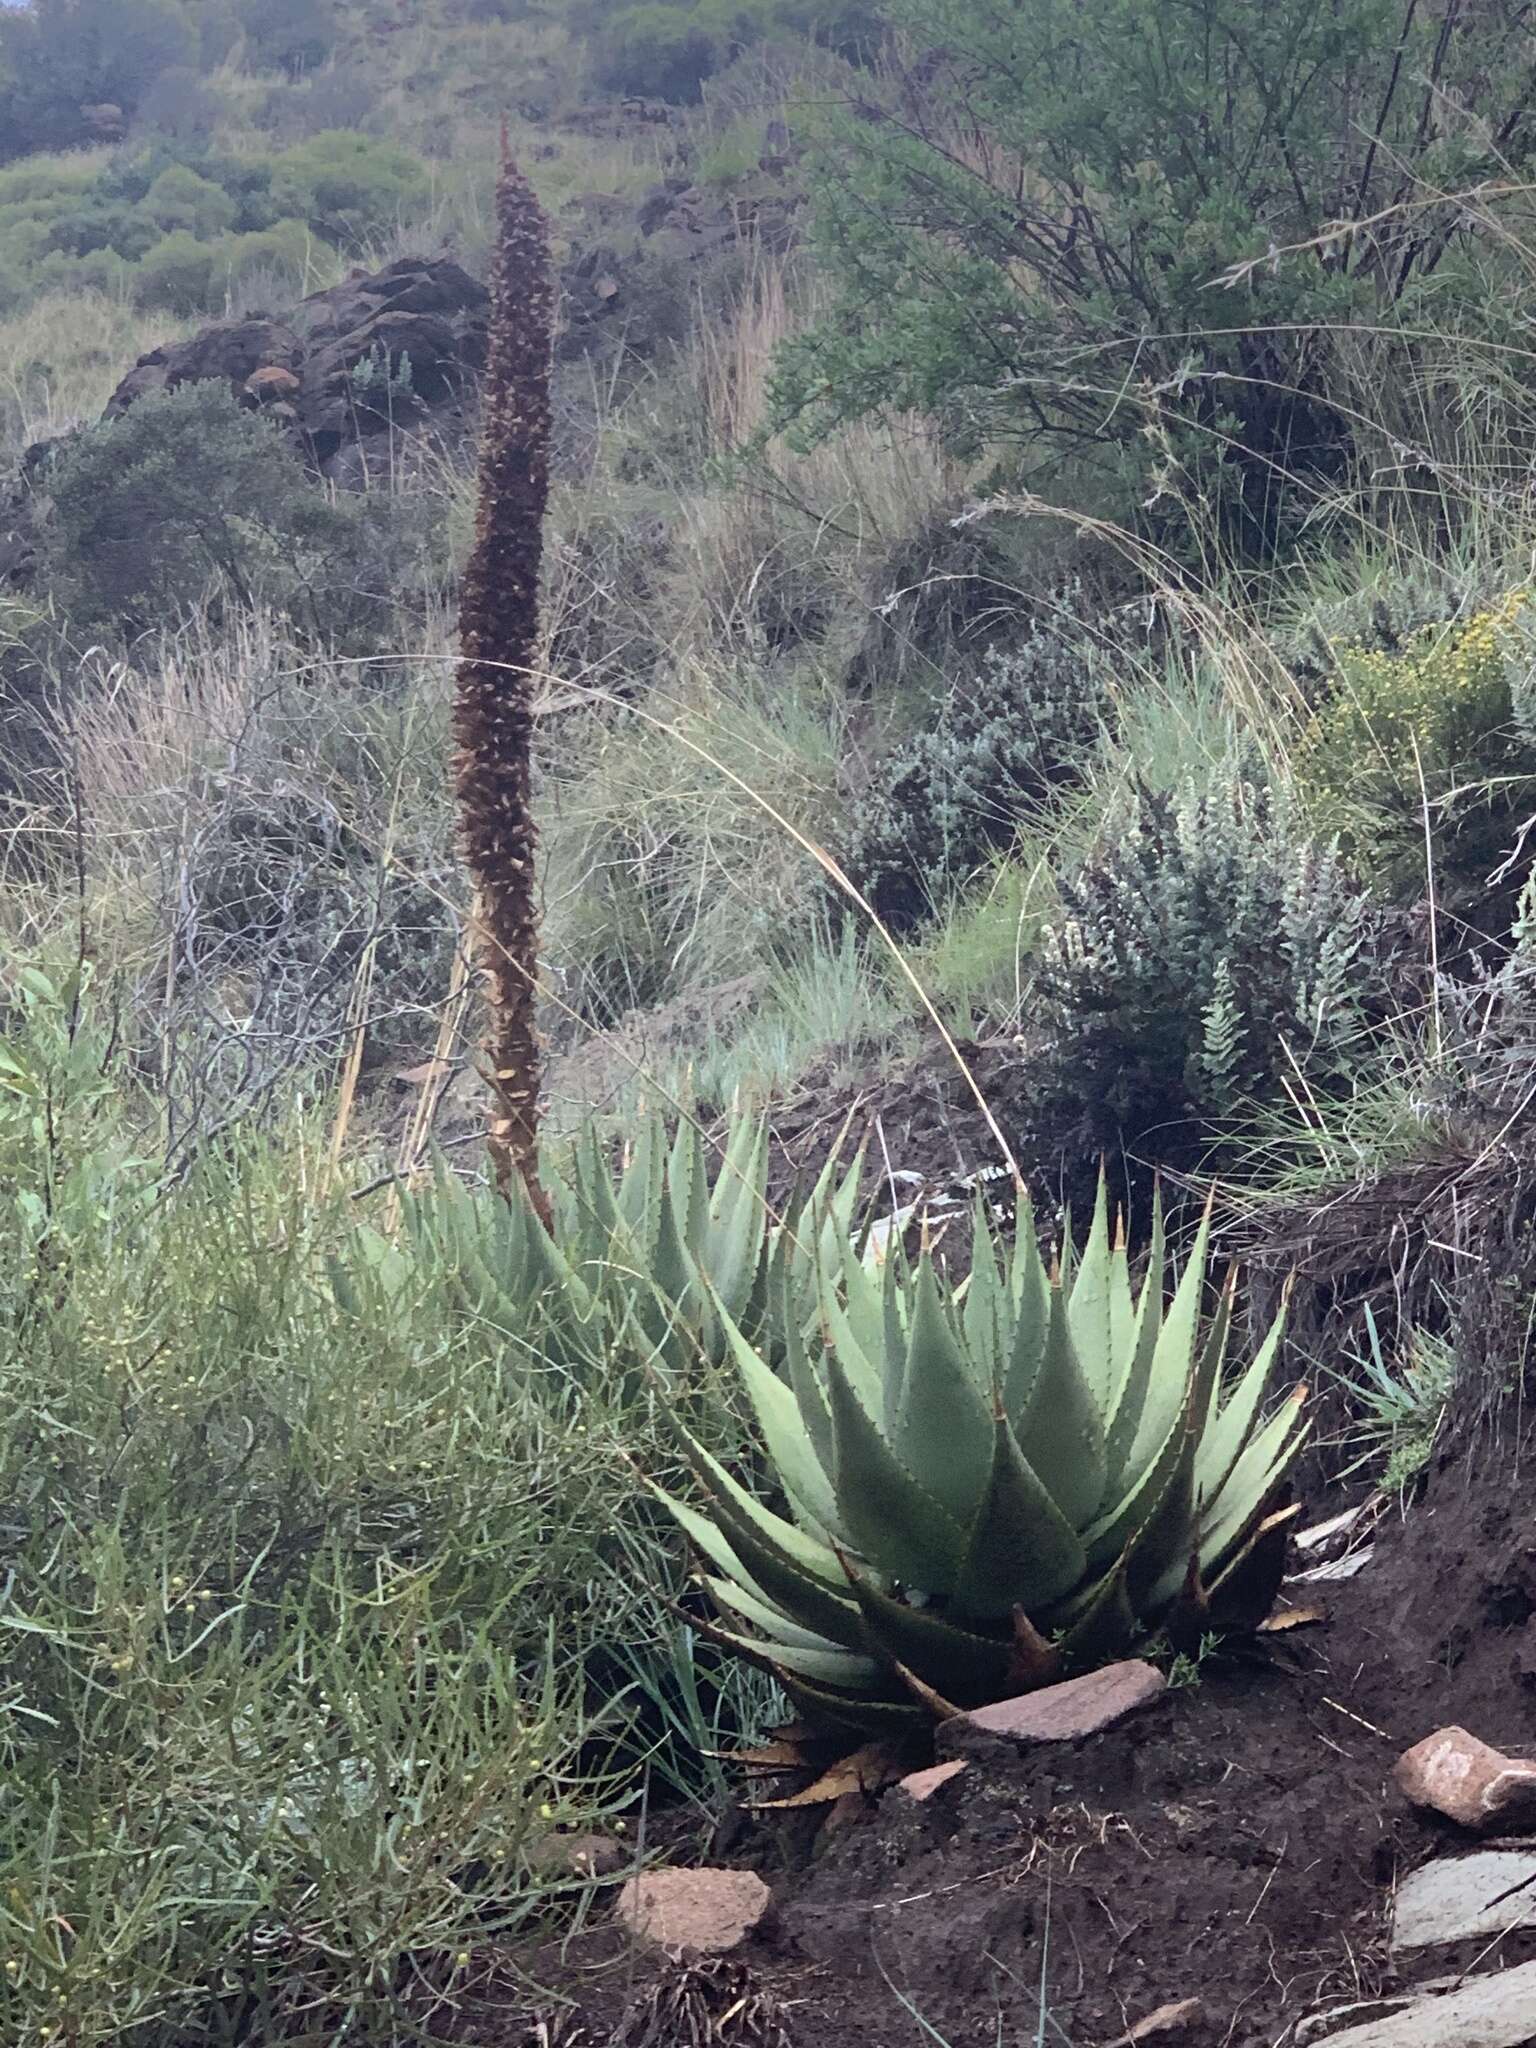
[1308,1960,1536,2045]
[532,1831,627,1879]
[244,365,303,407]
[895,1759,968,1803]
[615,1868,771,1956]
[1392,1848,1536,1950]
[1108,1996,1206,2044]
[1394,1726,1536,1833]
[937,1661,1166,1759]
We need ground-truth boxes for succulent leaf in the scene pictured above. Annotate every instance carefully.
[891,1260,995,1521]
[679,1435,848,1593]
[1017,1278,1107,1525]
[962,1218,1007,1371]
[1195,1294,1291,1507]
[841,1560,1014,1703]
[1054,1549,1140,1668]
[713,1626,884,1692]
[771,1669,928,1734]
[718,1302,841,1535]
[1065,1176,1118,1414]
[951,1408,1089,1619]
[824,1344,970,1589]
[1003,1206,1050,1424]
[704,1576,860,1657]
[782,1271,834,1471]
[1099,1189,1165,1496]
[1125,1199,1212,1477]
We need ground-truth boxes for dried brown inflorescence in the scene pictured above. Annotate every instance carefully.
[453,139,555,1223]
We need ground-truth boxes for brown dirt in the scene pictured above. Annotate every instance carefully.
[442,1415,1536,2048]
[760,1034,1020,1203]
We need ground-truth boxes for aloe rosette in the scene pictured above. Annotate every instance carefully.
[402,1113,860,1373]
[660,1185,1307,1730]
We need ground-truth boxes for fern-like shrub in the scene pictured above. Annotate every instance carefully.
[841,611,1115,930]
[1026,769,1384,1185]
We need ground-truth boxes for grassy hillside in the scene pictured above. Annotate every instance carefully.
[7,0,1536,2040]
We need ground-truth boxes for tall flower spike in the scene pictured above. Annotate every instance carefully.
[453,137,555,1224]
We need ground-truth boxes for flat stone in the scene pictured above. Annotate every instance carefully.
[1392,1849,1536,1950]
[615,1868,771,1956]
[895,1760,968,1803]
[1296,2000,1418,2046]
[937,1661,1166,1759]
[1308,1960,1536,2046]
[1108,1996,1206,2044]
[1395,1727,1536,1834]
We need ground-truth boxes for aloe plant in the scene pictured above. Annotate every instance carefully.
[658,1185,1307,1730]
[403,1112,862,1376]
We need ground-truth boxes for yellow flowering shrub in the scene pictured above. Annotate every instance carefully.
[1298,586,1536,893]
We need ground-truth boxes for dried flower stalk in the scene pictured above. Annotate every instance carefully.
[453,140,555,1223]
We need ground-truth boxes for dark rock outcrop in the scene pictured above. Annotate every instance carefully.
[0,257,491,593]
[103,256,491,480]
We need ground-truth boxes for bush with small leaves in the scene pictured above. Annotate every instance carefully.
[0,134,433,319]
[589,4,723,101]
[39,382,447,648]
[840,606,1116,930]
[1027,767,1384,1188]
[138,163,238,239]
[583,0,876,102]
[0,0,196,161]
[1296,587,1536,918]
[235,0,340,78]
[268,130,430,249]
[129,226,218,310]
[766,0,1536,564]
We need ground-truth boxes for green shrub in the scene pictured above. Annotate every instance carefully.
[138,162,238,238]
[1297,585,1536,908]
[0,964,746,2045]
[269,130,430,248]
[1026,766,1384,1187]
[39,382,445,646]
[129,216,314,311]
[42,190,162,263]
[589,5,722,101]
[840,606,1115,931]
[0,152,104,210]
[584,0,877,100]
[235,0,340,77]
[43,384,302,629]
[0,138,428,321]
[219,216,315,297]
[33,243,132,300]
[0,0,196,161]
[768,0,1536,562]
[130,225,216,310]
